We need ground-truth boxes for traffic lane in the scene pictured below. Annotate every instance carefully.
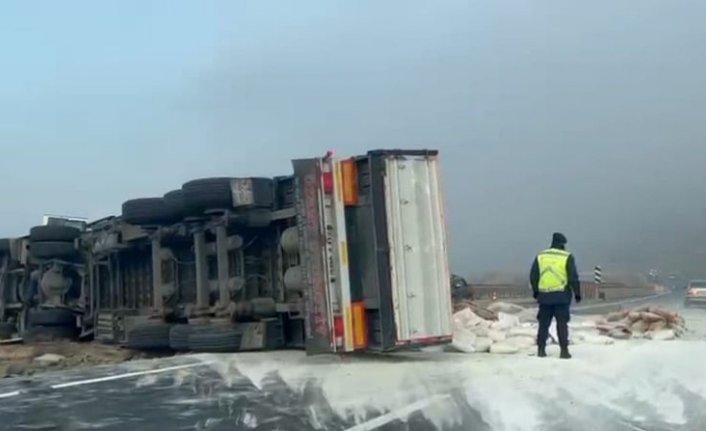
[1,349,705,431]
[0,365,320,430]
[0,355,208,399]
[0,355,490,431]
[573,292,677,316]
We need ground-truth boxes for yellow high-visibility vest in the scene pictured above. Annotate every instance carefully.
[537,248,570,292]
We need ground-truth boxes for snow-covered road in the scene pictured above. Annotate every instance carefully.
[1,290,704,430]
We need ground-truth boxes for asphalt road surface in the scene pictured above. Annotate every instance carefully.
[0,289,704,431]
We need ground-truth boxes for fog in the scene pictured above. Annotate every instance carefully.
[0,1,705,278]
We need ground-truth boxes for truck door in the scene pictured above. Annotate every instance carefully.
[293,150,453,355]
[373,150,453,347]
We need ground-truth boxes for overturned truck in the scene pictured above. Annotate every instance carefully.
[0,150,452,354]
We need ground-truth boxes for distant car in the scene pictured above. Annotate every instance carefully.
[684,280,706,307]
[451,274,471,300]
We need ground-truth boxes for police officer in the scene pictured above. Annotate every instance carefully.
[530,233,581,359]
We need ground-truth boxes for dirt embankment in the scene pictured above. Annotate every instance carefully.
[0,342,148,378]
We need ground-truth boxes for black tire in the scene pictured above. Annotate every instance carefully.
[187,326,243,353]
[122,198,178,226]
[249,209,272,227]
[163,190,186,220]
[182,177,275,214]
[28,308,76,326]
[169,324,211,351]
[0,322,16,340]
[29,241,78,259]
[182,177,235,213]
[29,225,81,242]
[0,238,11,254]
[126,323,173,351]
[23,325,77,342]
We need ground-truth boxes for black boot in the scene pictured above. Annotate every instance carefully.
[538,346,547,358]
[560,347,572,359]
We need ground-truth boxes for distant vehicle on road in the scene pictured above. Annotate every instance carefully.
[451,274,471,300]
[684,280,706,307]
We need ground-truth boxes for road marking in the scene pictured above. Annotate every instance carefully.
[0,390,20,399]
[574,293,670,311]
[344,395,450,431]
[50,361,213,389]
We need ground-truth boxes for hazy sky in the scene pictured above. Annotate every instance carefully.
[1,1,705,277]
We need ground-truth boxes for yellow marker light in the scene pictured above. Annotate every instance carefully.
[341,158,359,206]
[352,301,368,350]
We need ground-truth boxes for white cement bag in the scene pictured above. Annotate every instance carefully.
[646,329,676,341]
[471,326,489,337]
[473,337,493,353]
[451,327,477,353]
[478,319,493,329]
[497,312,521,329]
[518,309,538,323]
[453,308,484,328]
[487,329,507,342]
[507,336,535,349]
[608,328,632,340]
[490,342,521,354]
[487,302,527,315]
[508,327,537,338]
[490,321,505,331]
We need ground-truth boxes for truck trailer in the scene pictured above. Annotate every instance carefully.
[0,149,452,355]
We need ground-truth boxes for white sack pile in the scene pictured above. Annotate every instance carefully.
[452,302,686,354]
[594,306,686,341]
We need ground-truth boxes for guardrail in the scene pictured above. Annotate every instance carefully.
[467,284,531,300]
[581,282,658,301]
[465,282,658,302]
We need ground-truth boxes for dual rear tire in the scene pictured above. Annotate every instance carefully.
[23,308,78,342]
[121,177,274,226]
[28,226,81,260]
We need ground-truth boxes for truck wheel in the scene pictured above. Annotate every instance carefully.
[163,190,186,220]
[29,241,78,259]
[0,322,16,340]
[187,326,243,353]
[126,323,172,351]
[0,238,11,254]
[122,198,178,226]
[30,226,81,242]
[24,325,77,342]
[28,308,76,326]
[182,177,235,213]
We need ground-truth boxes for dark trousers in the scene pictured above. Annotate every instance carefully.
[537,304,570,349]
